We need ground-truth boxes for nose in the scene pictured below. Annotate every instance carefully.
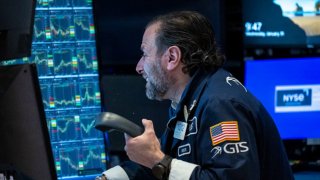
[136,58,144,74]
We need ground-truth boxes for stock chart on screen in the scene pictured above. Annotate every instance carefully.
[1,0,106,179]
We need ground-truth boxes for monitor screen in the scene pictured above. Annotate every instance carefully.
[0,1,107,179]
[244,57,320,139]
[243,0,320,48]
[0,0,36,60]
[0,64,57,179]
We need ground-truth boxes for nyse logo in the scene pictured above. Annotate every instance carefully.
[283,93,304,102]
[276,89,312,107]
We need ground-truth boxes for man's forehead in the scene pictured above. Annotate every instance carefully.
[141,23,160,50]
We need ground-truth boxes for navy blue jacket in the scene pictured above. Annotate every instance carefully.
[121,68,294,180]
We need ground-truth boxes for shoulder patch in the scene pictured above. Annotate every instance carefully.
[210,121,240,146]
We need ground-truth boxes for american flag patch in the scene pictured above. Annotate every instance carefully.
[210,121,240,146]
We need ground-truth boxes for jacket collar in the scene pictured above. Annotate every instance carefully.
[167,68,216,129]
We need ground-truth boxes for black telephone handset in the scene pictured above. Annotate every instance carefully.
[95,112,144,137]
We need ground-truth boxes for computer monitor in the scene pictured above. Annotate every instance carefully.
[1,1,107,179]
[243,0,320,48]
[0,64,57,179]
[242,0,320,58]
[244,57,320,139]
[0,0,36,60]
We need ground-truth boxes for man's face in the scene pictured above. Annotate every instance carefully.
[136,23,170,100]
[144,55,169,100]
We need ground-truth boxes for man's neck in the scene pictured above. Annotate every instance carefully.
[168,74,191,106]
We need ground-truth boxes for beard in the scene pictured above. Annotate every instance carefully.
[144,59,170,101]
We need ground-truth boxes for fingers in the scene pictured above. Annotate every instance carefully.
[124,133,132,155]
[124,133,131,141]
[142,119,154,133]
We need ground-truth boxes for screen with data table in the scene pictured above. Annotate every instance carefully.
[0,0,106,179]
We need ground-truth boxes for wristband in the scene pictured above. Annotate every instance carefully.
[152,155,172,180]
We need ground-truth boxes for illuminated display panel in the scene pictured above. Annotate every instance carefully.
[0,0,106,179]
[243,0,320,48]
[244,57,320,139]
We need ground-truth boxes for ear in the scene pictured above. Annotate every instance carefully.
[165,46,181,71]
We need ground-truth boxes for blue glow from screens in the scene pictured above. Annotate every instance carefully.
[244,57,320,139]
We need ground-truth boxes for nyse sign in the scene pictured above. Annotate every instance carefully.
[277,89,311,106]
[275,85,320,112]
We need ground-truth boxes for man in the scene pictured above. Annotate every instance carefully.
[98,11,294,180]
